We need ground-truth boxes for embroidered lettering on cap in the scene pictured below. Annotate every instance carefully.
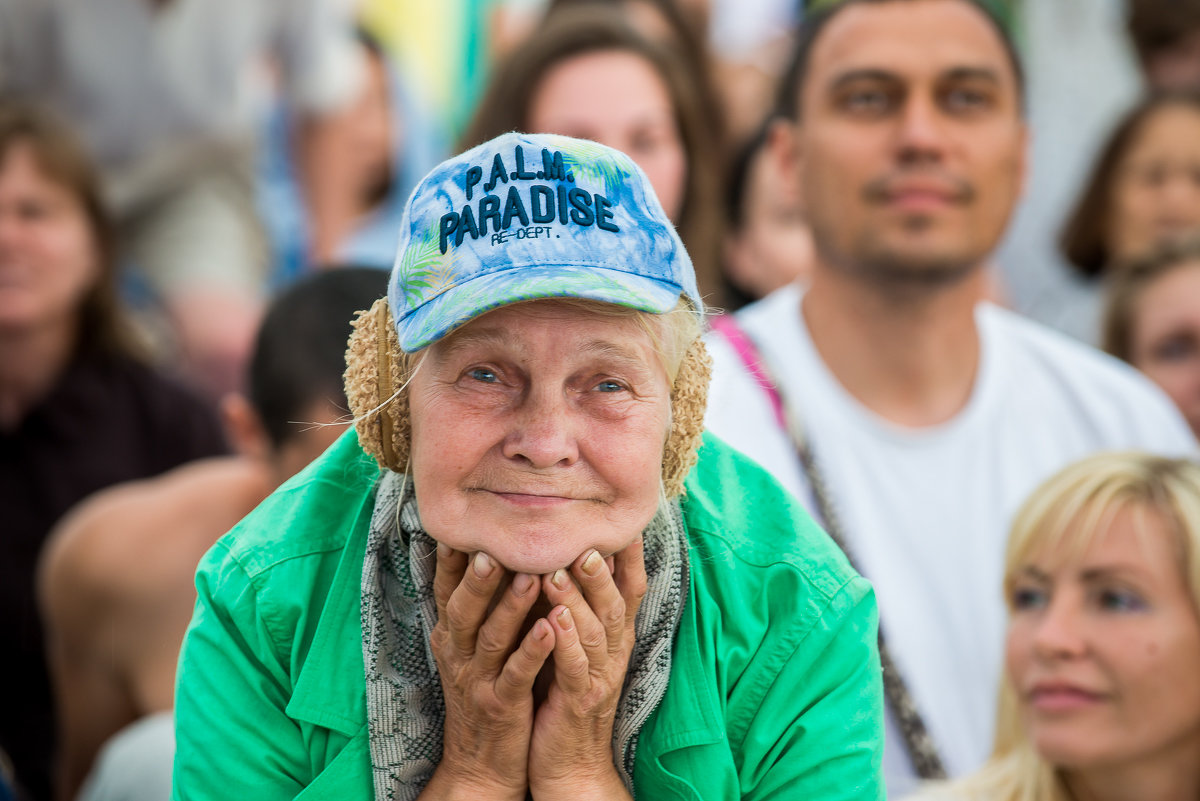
[439,145,620,254]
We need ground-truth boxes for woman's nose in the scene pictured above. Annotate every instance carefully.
[0,211,20,252]
[1031,595,1088,661]
[500,387,580,469]
[1161,170,1200,212]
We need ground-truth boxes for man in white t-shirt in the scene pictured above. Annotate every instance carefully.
[703,0,1196,796]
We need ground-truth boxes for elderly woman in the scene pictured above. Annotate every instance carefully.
[906,451,1200,801]
[171,133,884,800]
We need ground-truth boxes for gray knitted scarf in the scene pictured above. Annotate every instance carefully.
[360,471,689,801]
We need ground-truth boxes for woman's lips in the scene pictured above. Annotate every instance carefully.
[1027,684,1106,712]
[488,490,578,508]
[1155,220,1200,240]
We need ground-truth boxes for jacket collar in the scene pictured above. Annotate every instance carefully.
[641,569,726,754]
[285,489,375,737]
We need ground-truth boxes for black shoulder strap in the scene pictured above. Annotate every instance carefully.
[713,314,948,780]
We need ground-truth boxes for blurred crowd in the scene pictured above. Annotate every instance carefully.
[3,0,1200,799]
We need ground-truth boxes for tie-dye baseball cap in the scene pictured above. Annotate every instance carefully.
[387,131,703,352]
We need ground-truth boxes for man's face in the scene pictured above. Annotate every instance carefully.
[1143,29,1200,93]
[789,0,1027,288]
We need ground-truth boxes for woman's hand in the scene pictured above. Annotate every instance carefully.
[424,544,554,801]
[527,537,648,801]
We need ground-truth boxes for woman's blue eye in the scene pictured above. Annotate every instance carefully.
[595,380,625,393]
[16,200,50,221]
[1152,335,1198,363]
[1139,165,1168,187]
[1011,586,1047,610]
[1097,588,1145,613]
[468,368,498,383]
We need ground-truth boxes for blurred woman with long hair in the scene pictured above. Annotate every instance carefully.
[909,452,1200,801]
[0,102,225,801]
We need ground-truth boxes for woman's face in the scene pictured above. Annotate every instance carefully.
[0,142,99,334]
[1005,504,1200,772]
[346,48,395,210]
[1130,261,1200,439]
[1109,105,1200,262]
[724,145,814,298]
[527,49,687,223]
[408,300,672,574]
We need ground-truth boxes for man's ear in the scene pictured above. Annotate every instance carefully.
[220,393,270,461]
[765,117,805,215]
[1015,120,1031,202]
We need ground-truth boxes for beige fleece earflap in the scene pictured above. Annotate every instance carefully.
[344,298,711,496]
[345,297,410,472]
[661,336,711,497]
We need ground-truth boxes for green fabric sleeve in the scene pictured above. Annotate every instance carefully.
[740,579,884,800]
[636,433,885,799]
[171,542,310,801]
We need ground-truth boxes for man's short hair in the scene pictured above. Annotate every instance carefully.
[1128,0,1200,65]
[776,0,1026,120]
[249,267,390,448]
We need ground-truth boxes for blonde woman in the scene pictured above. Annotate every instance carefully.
[909,452,1200,801]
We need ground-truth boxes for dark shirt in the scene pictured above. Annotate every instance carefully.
[0,348,227,801]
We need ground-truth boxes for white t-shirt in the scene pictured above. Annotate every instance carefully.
[78,713,174,801]
[705,283,1195,796]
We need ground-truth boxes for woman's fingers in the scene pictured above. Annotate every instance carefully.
[433,543,469,624]
[613,537,648,631]
[473,572,541,674]
[544,567,609,664]
[570,550,629,657]
[495,618,555,704]
[547,605,591,695]
[444,551,507,655]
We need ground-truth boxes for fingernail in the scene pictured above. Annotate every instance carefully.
[557,606,573,630]
[582,550,603,576]
[512,573,534,596]
[437,543,452,559]
[534,619,551,639]
[473,552,494,578]
[551,569,569,590]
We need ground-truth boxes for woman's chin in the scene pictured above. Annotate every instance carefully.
[490,546,583,576]
[479,533,630,576]
[428,519,642,576]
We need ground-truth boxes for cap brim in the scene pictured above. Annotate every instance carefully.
[395,262,684,352]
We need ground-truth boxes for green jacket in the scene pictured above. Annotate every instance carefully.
[172,431,884,800]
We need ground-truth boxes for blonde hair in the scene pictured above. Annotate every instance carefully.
[343,296,711,498]
[928,452,1200,801]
